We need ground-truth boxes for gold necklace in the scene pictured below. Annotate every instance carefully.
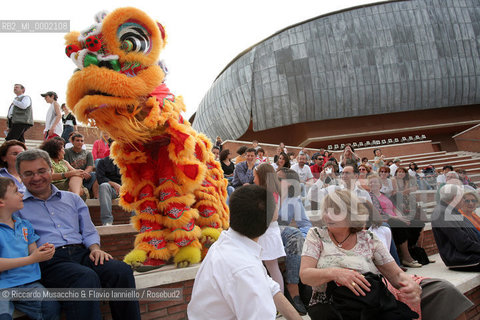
[330,231,352,248]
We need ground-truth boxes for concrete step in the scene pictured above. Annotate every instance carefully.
[466,167,480,175]
[394,152,448,162]
[400,156,472,166]
[393,151,447,160]
[398,154,461,164]
[405,253,480,295]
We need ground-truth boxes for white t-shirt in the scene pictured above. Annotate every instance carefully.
[368,225,393,251]
[437,174,446,184]
[188,229,280,320]
[408,169,417,177]
[291,163,314,183]
[45,102,63,136]
[389,163,399,176]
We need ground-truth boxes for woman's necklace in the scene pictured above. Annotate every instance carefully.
[330,231,352,248]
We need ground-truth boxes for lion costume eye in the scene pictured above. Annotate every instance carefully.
[117,22,151,54]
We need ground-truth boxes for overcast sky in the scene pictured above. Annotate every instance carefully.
[0,0,379,126]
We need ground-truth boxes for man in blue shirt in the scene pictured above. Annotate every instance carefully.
[15,149,140,320]
[231,148,257,188]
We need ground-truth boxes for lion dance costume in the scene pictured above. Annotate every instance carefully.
[64,7,229,270]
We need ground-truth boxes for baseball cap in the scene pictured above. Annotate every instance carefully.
[41,91,58,99]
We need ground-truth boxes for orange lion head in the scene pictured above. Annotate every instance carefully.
[65,7,169,144]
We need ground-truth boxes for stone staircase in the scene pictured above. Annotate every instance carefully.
[396,150,480,182]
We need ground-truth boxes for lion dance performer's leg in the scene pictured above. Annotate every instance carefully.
[191,134,230,258]
[164,112,229,263]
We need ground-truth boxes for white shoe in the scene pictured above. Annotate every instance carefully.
[103,222,113,226]
[402,260,422,268]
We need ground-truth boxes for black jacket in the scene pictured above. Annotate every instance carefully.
[431,201,480,267]
[96,156,121,185]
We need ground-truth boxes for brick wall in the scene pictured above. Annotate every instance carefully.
[89,205,132,226]
[464,287,480,320]
[0,117,100,144]
[100,233,136,261]
[454,124,480,152]
[421,229,438,256]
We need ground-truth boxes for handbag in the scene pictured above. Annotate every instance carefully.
[324,272,419,320]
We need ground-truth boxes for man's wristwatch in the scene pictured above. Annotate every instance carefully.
[62,172,66,179]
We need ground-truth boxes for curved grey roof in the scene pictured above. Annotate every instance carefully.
[192,0,480,141]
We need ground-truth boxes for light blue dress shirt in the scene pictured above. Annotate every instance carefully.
[17,185,100,248]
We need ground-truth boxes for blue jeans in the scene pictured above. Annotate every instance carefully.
[0,281,60,320]
[280,226,304,284]
[39,245,140,320]
[83,172,97,191]
[99,182,119,225]
[61,126,74,144]
[226,186,235,205]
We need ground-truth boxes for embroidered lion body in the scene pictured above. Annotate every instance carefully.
[64,7,229,269]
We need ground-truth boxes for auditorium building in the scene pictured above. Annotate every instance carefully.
[191,0,480,151]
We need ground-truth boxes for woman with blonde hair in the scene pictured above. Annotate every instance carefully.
[300,189,421,319]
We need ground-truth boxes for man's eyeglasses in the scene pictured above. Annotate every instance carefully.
[359,168,367,171]
[464,199,478,204]
[21,168,51,178]
[379,171,388,173]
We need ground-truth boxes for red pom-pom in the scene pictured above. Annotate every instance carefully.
[85,35,102,52]
[65,44,80,57]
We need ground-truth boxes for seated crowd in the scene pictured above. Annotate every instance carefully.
[0,130,122,227]
[1,131,479,319]
[190,139,479,319]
